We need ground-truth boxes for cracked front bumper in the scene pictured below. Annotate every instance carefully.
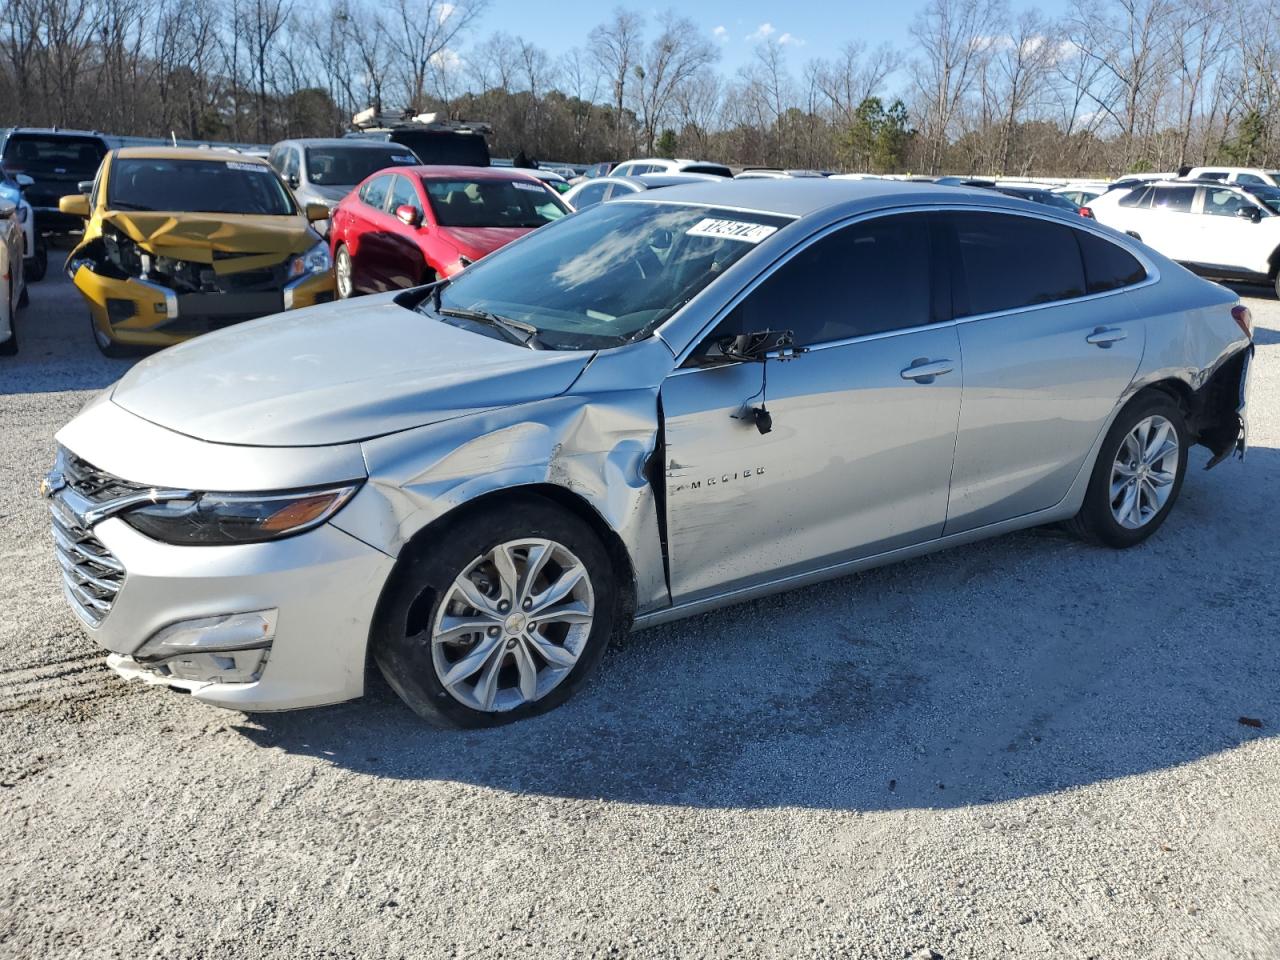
[70,263,335,348]
[75,517,395,711]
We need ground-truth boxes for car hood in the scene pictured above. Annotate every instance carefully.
[109,294,595,447]
[438,225,535,259]
[104,211,317,266]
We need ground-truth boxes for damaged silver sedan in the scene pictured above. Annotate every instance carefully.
[46,179,1253,726]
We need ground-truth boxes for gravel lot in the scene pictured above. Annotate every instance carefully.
[1,264,1277,960]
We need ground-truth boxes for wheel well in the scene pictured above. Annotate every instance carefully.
[1135,361,1245,458]
[1268,245,1280,277]
[367,485,639,672]
[1140,378,1193,414]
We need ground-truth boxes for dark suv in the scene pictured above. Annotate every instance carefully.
[346,118,490,167]
[0,129,111,235]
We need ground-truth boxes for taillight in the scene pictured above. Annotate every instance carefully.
[1080,206,1094,218]
[1231,304,1253,340]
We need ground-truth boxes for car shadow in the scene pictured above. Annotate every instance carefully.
[236,445,1276,812]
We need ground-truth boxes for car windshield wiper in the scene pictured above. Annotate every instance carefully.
[437,306,546,349]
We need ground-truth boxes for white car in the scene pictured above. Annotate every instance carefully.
[612,158,732,179]
[1087,179,1280,296]
[1053,182,1109,206]
[0,192,28,355]
[0,172,45,282]
[1184,166,1280,187]
[562,172,724,210]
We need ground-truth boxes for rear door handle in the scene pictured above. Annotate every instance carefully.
[1087,326,1127,347]
[900,358,954,383]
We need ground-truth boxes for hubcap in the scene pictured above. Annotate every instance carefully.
[429,538,595,713]
[1110,414,1179,529]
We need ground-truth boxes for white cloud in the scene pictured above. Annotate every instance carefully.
[437,2,456,23]
[778,32,805,46]
[713,25,729,43]
[431,47,463,72]
[746,22,776,42]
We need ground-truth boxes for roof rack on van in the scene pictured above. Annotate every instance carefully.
[351,108,491,137]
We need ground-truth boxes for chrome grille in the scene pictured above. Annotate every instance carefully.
[48,449,141,627]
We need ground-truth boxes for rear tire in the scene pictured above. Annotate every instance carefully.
[17,283,27,308]
[371,496,618,728]
[27,238,47,282]
[1065,391,1188,548]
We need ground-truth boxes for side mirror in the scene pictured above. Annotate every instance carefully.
[1236,205,1263,223]
[395,204,421,227]
[721,329,801,362]
[59,194,90,218]
[304,201,330,222]
[14,174,33,188]
[77,180,93,194]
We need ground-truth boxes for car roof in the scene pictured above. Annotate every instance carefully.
[113,145,267,163]
[612,176,1056,219]
[280,138,412,149]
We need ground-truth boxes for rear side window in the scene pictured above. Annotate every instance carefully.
[1075,230,1147,292]
[1153,186,1195,212]
[1235,173,1265,185]
[730,213,933,345]
[603,181,640,200]
[571,181,608,207]
[948,211,1085,315]
[359,174,393,210]
[1119,186,1153,208]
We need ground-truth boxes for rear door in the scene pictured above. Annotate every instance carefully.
[661,212,963,601]
[1145,185,1198,261]
[1196,186,1267,274]
[940,211,1147,533]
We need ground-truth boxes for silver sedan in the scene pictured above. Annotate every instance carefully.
[45,179,1253,726]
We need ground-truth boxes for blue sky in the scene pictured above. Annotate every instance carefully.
[468,0,1071,75]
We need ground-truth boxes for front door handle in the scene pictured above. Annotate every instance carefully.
[900,358,954,383]
[1086,326,1127,348]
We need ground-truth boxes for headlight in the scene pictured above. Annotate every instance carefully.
[289,241,332,278]
[122,483,360,545]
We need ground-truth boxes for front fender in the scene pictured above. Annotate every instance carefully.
[332,390,671,615]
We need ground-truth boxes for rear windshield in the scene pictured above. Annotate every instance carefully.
[683,164,732,177]
[391,131,489,167]
[3,134,107,177]
[424,178,568,228]
[108,158,296,215]
[305,146,418,185]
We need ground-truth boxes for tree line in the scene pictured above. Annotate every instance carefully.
[3,0,1280,177]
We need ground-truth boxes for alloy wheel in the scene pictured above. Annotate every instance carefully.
[335,248,353,298]
[1110,414,1179,529]
[429,538,595,713]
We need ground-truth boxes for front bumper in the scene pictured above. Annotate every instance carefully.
[61,516,394,711]
[69,263,335,348]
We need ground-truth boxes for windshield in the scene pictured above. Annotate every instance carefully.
[429,201,792,349]
[108,158,296,215]
[424,178,568,228]
[3,134,106,178]
[306,146,418,186]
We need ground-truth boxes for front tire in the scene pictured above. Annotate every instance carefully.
[27,237,47,282]
[1066,391,1188,548]
[91,313,133,359]
[334,244,355,299]
[371,496,618,727]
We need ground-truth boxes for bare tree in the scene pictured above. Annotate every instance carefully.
[588,7,643,157]
[384,0,484,112]
[629,12,717,155]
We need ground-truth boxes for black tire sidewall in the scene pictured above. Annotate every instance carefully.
[372,496,619,728]
[1083,392,1189,547]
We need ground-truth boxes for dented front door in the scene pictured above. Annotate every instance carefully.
[659,325,964,603]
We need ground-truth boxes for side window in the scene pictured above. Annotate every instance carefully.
[360,174,393,211]
[1075,230,1147,292]
[388,174,422,215]
[613,163,635,177]
[1119,186,1153,208]
[1235,172,1265,185]
[1152,186,1195,212]
[603,181,640,201]
[268,146,283,173]
[1202,188,1251,218]
[572,181,609,207]
[727,213,933,346]
[948,211,1086,315]
[280,148,300,184]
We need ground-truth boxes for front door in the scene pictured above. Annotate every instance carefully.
[660,212,964,603]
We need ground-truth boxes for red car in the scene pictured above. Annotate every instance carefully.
[328,165,570,297]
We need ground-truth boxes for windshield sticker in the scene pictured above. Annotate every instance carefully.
[687,218,778,243]
[226,161,266,172]
[392,155,417,163]
[512,181,545,192]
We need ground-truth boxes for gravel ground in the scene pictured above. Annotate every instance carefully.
[1,265,1277,960]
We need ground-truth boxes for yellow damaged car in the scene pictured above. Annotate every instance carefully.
[60,147,335,355]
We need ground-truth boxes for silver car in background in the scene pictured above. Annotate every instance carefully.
[45,180,1253,726]
[268,138,422,232]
